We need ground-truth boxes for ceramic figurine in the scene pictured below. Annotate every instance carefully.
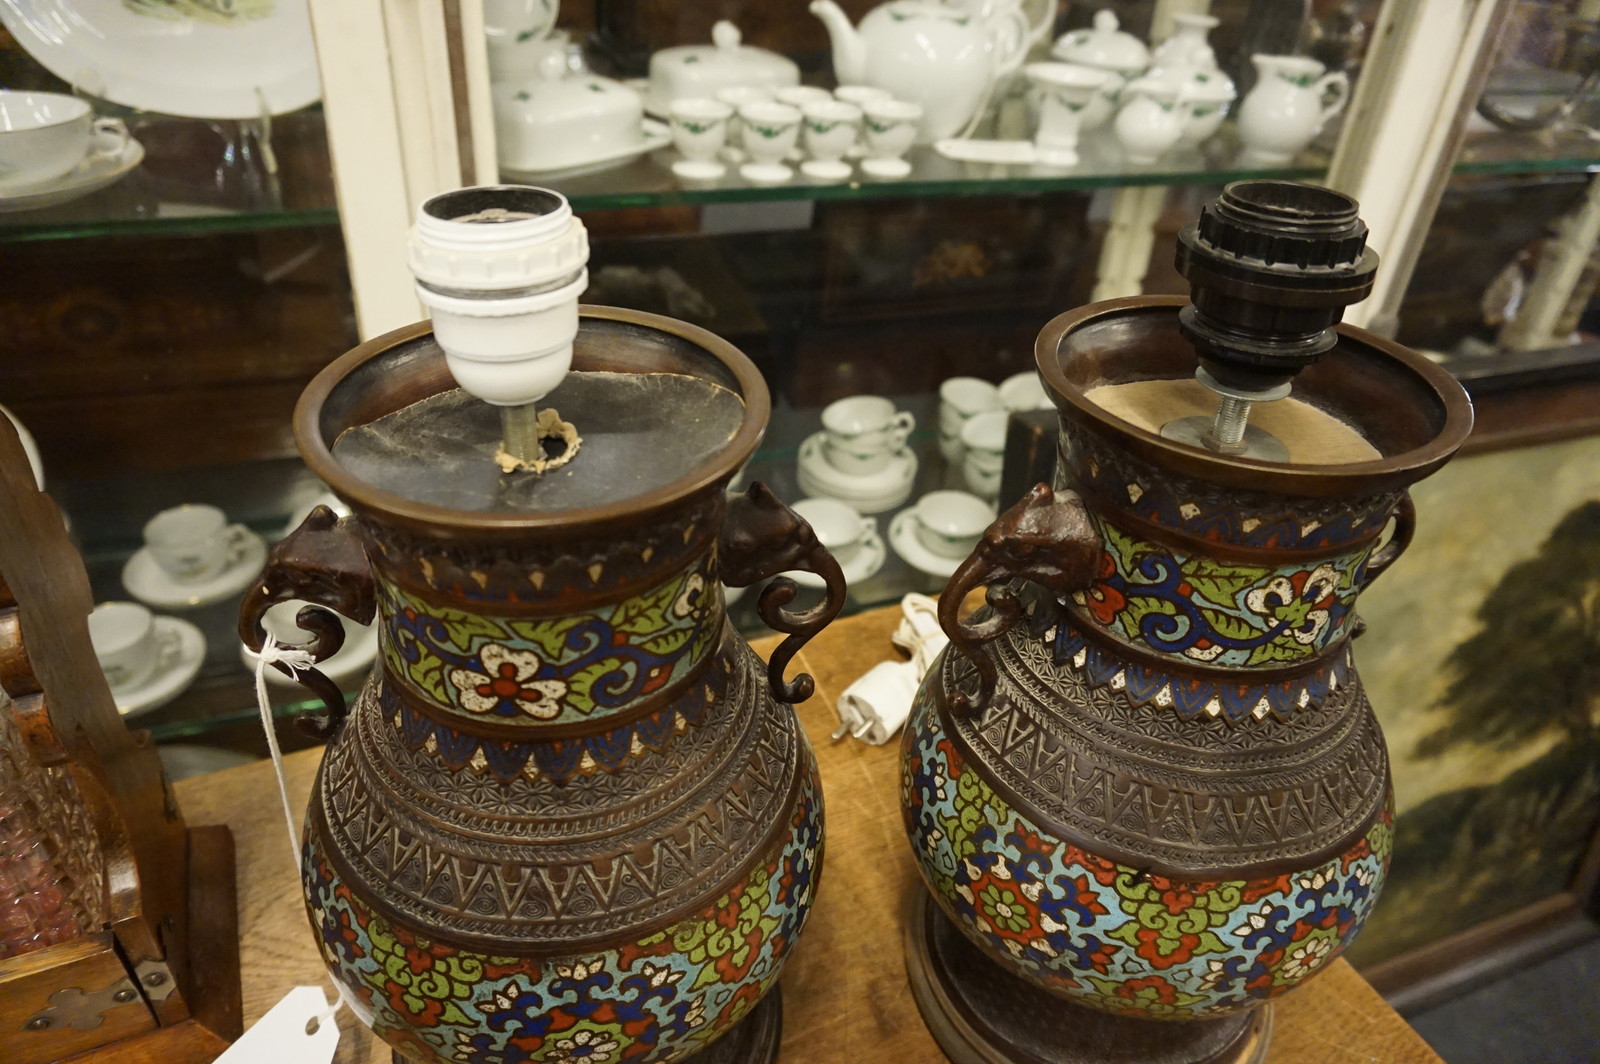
[1112,77,1191,164]
[1236,54,1350,164]
[900,181,1474,1064]
[242,188,846,1064]
[1050,10,1151,130]
[810,0,1038,142]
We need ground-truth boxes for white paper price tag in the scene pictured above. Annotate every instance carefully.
[216,986,340,1064]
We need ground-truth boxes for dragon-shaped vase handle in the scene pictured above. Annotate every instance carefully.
[718,482,847,704]
[238,505,376,739]
[939,484,1102,715]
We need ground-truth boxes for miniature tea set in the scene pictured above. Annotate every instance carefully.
[887,489,996,578]
[0,90,144,212]
[87,599,206,717]
[121,503,267,610]
[928,8,1346,169]
[797,394,920,512]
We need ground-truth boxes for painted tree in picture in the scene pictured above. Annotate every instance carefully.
[1352,501,1600,964]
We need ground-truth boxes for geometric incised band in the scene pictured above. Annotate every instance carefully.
[1068,511,1369,669]
[1059,423,1403,552]
[1050,617,1353,723]
[937,627,1389,878]
[378,554,720,728]
[314,644,807,952]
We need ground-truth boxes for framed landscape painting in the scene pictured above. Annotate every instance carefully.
[1346,431,1600,1006]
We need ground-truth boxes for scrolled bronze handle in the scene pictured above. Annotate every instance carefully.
[238,505,375,739]
[718,482,847,704]
[1359,492,1416,589]
[939,484,1102,716]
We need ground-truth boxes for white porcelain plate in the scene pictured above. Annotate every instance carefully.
[0,130,143,213]
[783,530,886,590]
[0,0,321,119]
[501,119,671,181]
[115,616,206,717]
[123,529,267,609]
[889,509,966,579]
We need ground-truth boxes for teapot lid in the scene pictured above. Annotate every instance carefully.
[654,20,799,80]
[1051,10,1150,74]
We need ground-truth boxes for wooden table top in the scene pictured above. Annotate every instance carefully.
[173,605,1442,1064]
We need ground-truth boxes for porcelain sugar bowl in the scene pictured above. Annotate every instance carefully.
[644,20,800,115]
[494,52,654,174]
[899,181,1473,1064]
[242,186,846,1064]
[1051,9,1151,129]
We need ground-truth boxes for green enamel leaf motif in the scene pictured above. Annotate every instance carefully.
[1184,556,1260,609]
[507,615,585,661]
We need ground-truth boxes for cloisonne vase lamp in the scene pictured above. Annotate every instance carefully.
[901,181,1474,1064]
[240,186,846,1064]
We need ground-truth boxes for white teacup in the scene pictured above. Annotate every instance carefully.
[913,491,994,559]
[999,371,1052,412]
[960,409,1008,469]
[88,601,162,692]
[777,85,834,110]
[143,504,252,585]
[794,497,878,567]
[669,98,734,180]
[0,91,127,190]
[821,395,915,475]
[939,376,1003,437]
[739,101,802,183]
[800,99,861,181]
[861,99,922,178]
[715,85,773,160]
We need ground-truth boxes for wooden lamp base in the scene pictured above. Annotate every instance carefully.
[388,987,781,1064]
[904,893,1270,1064]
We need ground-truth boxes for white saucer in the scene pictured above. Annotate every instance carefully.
[672,158,727,181]
[784,530,886,589]
[862,156,911,178]
[122,531,268,610]
[501,119,671,180]
[240,619,379,691]
[797,431,917,514]
[0,131,144,213]
[741,161,794,184]
[889,510,973,579]
[723,582,746,606]
[113,617,205,717]
[801,158,852,181]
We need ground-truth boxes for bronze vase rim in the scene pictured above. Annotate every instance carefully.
[1035,295,1475,498]
[292,306,771,538]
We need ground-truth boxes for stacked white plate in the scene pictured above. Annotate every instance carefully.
[796,431,917,514]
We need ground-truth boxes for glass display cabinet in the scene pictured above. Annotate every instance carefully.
[1,0,1596,1008]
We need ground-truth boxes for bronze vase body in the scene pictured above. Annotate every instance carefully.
[901,298,1472,1061]
[243,309,845,1064]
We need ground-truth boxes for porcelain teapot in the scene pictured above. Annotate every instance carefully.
[810,0,1044,142]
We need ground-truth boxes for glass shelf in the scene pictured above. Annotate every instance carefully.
[0,109,340,244]
[533,127,1328,211]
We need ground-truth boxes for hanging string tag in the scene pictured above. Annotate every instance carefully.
[214,985,340,1064]
[239,633,346,1057]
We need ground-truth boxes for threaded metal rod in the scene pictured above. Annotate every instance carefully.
[500,403,542,464]
[1204,395,1253,453]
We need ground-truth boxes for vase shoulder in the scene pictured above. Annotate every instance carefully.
[313,625,806,955]
[934,608,1389,880]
